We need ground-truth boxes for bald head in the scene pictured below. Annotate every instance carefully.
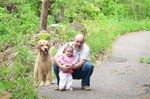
[74,34,85,49]
[75,34,85,42]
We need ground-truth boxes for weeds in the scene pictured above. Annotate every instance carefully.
[146,58,150,64]
[139,57,150,64]
[139,56,145,63]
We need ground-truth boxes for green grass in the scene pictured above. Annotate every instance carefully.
[139,56,145,63]
[139,57,150,64]
[84,18,150,61]
[146,58,150,64]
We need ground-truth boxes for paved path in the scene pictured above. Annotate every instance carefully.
[38,31,150,99]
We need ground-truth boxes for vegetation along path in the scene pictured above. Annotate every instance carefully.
[38,31,150,99]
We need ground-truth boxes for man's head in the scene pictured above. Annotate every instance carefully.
[74,34,85,49]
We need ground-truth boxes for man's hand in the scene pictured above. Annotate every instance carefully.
[60,64,70,72]
[66,64,74,69]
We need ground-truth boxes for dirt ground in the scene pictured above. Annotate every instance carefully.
[38,31,150,99]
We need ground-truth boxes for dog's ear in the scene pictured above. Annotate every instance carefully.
[47,41,51,48]
[36,41,41,50]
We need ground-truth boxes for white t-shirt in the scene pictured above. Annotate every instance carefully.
[56,42,90,63]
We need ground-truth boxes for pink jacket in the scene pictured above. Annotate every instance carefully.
[58,54,76,74]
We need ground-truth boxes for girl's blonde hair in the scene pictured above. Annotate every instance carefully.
[63,43,74,53]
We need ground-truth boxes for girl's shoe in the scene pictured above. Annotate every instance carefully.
[59,87,65,91]
[66,87,73,91]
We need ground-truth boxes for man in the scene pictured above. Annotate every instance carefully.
[53,34,94,91]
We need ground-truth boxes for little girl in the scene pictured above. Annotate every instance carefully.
[58,44,76,91]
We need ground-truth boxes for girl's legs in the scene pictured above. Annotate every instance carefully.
[66,74,73,90]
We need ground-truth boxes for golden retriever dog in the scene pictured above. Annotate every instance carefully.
[34,40,52,87]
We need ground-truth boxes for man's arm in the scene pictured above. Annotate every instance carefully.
[72,58,86,69]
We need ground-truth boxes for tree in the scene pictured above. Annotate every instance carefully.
[40,0,49,30]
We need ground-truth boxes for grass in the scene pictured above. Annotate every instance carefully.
[84,18,150,61]
[139,56,145,63]
[139,57,150,64]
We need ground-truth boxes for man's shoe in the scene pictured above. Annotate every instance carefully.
[81,86,91,91]
[55,85,59,90]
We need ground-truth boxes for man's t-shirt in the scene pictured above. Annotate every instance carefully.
[56,42,90,63]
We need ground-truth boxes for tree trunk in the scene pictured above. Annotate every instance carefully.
[40,0,49,30]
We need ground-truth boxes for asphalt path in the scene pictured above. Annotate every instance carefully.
[38,31,150,99]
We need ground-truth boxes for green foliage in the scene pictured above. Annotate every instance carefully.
[146,58,150,64]
[37,33,51,41]
[0,44,36,98]
[13,47,35,85]
[139,57,150,64]
[0,82,6,90]
[0,48,36,98]
[3,80,14,90]
[10,78,35,98]
[0,67,36,99]
[84,18,150,61]
[0,0,39,37]
[139,56,145,63]
[50,0,149,22]
[15,47,35,65]
[47,15,55,25]
[50,46,58,56]
[0,67,11,77]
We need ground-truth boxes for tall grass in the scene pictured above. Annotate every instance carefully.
[84,18,150,61]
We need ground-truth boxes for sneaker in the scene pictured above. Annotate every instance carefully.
[59,87,65,91]
[81,86,91,91]
[66,87,73,91]
[55,85,59,90]
[59,88,65,91]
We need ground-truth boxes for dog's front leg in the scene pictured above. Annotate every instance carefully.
[34,63,39,87]
[39,67,45,86]
[45,70,52,85]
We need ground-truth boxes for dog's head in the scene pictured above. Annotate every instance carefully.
[36,40,50,55]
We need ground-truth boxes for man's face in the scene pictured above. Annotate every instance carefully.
[74,39,84,49]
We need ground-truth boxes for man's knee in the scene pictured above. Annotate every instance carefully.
[53,64,58,70]
[83,62,94,71]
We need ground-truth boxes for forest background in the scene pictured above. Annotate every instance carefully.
[0,0,149,98]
